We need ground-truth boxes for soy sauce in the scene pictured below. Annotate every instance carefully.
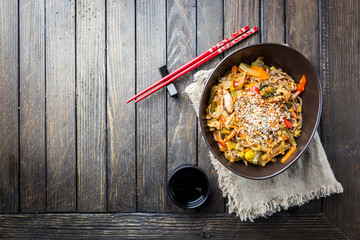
[168,166,210,209]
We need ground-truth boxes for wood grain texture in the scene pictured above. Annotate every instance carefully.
[261,0,284,43]
[285,0,322,214]
[136,0,167,212]
[166,0,197,213]
[286,0,319,72]
[0,0,19,213]
[106,0,136,212]
[196,0,225,213]
[321,0,360,239]
[0,213,347,239]
[224,0,260,55]
[19,0,46,213]
[46,0,76,212]
[76,0,106,212]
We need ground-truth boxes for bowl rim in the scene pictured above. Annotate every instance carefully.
[199,42,323,180]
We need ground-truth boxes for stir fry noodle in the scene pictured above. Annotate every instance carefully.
[206,57,306,166]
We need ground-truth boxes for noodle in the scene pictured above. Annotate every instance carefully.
[206,57,305,166]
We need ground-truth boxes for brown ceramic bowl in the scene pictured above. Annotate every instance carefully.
[199,43,322,180]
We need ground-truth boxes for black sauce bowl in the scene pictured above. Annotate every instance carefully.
[167,165,210,209]
[199,43,322,180]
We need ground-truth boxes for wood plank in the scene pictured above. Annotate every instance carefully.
[261,0,285,43]
[321,0,360,239]
[136,0,167,212]
[285,0,322,214]
[286,0,320,71]
[106,0,136,212]
[0,213,348,239]
[0,0,19,213]
[76,0,106,212]
[196,0,225,213]
[166,0,197,213]
[19,0,46,213]
[46,0,76,212]
[224,0,260,56]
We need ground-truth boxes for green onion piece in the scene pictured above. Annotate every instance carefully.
[288,132,297,147]
[211,101,216,113]
[209,87,216,105]
[270,66,277,71]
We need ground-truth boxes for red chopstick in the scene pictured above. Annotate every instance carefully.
[126,26,249,103]
[134,27,258,103]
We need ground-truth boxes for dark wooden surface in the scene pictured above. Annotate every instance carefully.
[106,0,137,213]
[0,0,19,213]
[0,213,348,239]
[46,0,77,212]
[20,0,46,214]
[321,0,360,237]
[0,0,358,239]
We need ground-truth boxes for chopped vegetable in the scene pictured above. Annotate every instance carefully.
[221,130,232,134]
[283,118,293,128]
[286,102,292,109]
[239,63,270,80]
[244,147,250,152]
[219,115,226,123]
[214,131,227,149]
[260,87,275,97]
[289,109,297,118]
[253,151,262,164]
[247,86,261,95]
[209,87,216,104]
[229,84,234,93]
[286,130,297,146]
[297,75,307,93]
[281,146,297,163]
[245,149,256,161]
[251,57,265,68]
[281,136,288,141]
[245,82,258,89]
[239,133,247,140]
[227,141,237,150]
[224,128,239,142]
[231,65,237,75]
[294,129,301,137]
[233,72,246,89]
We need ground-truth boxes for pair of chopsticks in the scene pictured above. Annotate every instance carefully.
[126,26,258,103]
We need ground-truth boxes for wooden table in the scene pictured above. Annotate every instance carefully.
[0,0,358,239]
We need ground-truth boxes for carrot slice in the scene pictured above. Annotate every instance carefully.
[281,146,297,163]
[224,128,239,142]
[239,63,270,80]
[214,131,227,149]
[289,109,297,118]
[219,115,226,123]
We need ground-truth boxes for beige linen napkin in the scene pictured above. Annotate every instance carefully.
[185,69,343,221]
